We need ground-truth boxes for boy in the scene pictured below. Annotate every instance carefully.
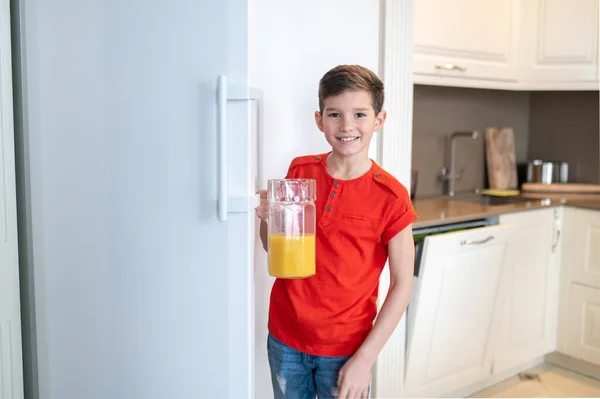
[255,65,417,399]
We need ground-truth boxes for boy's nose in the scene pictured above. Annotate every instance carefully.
[340,121,354,132]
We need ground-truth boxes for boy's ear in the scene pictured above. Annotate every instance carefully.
[374,110,387,132]
[314,111,325,132]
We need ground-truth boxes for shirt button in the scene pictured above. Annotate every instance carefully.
[326,205,332,211]
[375,174,381,179]
[333,182,339,187]
[315,157,321,161]
[330,193,336,198]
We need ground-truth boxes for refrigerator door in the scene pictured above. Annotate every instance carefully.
[14,0,254,398]
[0,3,24,397]
[108,10,254,399]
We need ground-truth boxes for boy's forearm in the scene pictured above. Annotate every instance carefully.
[260,220,268,252]
[354,278,412,366]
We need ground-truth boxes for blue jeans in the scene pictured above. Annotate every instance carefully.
[267,334,357,399]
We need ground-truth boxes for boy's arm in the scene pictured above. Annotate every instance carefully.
[338,224,415,398]
[356,224,414,362]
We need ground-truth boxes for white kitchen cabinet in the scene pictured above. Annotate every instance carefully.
[565,284,600,365]
[563,208,600,289]
[519,0,599,89]
[412,0,599,90]
[413,0,521,86]
[557,207,600,366]
[405,224,515,398]
[493,209,561,374]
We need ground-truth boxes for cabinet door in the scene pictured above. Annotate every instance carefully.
[493,209,561,374]
[564,208,600,289]
[565,284,600,365]
[405,224,514,397]
[413,0,520,84]
[520,0,599,86]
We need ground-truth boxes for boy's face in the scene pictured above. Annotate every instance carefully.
[315,90,386,159]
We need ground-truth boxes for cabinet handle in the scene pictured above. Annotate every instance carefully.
[552,209,561,252]
[460,236,494,246]
[435,63,467,72]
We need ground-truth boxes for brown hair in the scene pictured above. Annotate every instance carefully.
[318,65,384,114]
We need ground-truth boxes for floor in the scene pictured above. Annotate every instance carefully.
[469,363,600,398]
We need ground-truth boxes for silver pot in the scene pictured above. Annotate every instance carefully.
[526,160,569,184]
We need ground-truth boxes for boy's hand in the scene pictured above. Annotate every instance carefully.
[255,189,268,221]
[337,353,372,399]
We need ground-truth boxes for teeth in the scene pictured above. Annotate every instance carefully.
[337,137,359,142]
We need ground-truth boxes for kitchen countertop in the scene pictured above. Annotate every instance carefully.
[412,192,600,229]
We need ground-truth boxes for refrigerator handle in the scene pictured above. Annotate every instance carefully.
[217,76,228,222]
[217,76,263,221]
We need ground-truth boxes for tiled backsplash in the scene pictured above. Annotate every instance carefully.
[411,85,531,197]
[412,85,600,198]
[529,91,599,184]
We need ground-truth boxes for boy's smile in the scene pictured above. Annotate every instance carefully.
[337,136,359,142]
[315,90,386,159]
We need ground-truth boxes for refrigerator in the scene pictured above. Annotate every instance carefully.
[12,0,260,398]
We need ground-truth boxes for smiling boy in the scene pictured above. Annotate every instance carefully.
[256,65,417,399]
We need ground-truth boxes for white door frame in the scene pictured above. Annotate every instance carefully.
[373,0,413,398]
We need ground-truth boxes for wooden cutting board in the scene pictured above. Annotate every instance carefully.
[485,127,518,190]
[522,182,600,194]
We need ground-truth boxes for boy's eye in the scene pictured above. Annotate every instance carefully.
[328,113,340,118]
[355,113,367,118]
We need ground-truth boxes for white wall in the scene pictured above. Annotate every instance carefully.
[248,1,381,397]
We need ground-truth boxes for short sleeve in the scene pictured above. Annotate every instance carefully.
[285,161,296,179]
[381,197,418,244]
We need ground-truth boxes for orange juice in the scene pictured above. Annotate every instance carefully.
[268,233,316,278]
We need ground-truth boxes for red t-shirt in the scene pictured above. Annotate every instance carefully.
[268,152,418,356]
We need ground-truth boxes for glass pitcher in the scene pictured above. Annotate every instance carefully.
[267,178,316,279]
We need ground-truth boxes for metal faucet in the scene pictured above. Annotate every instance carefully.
[440,131,479,196]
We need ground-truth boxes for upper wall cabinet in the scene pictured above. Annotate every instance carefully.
[520,0,599,89]
[413,0,521,88]
[413,0,600,90]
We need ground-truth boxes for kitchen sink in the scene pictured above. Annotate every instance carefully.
[451,193,539,206]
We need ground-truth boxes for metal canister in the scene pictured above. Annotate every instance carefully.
[526,159,568,184]
[559,162,569,183]
[527,160,543,182]
[541,162,553,184]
